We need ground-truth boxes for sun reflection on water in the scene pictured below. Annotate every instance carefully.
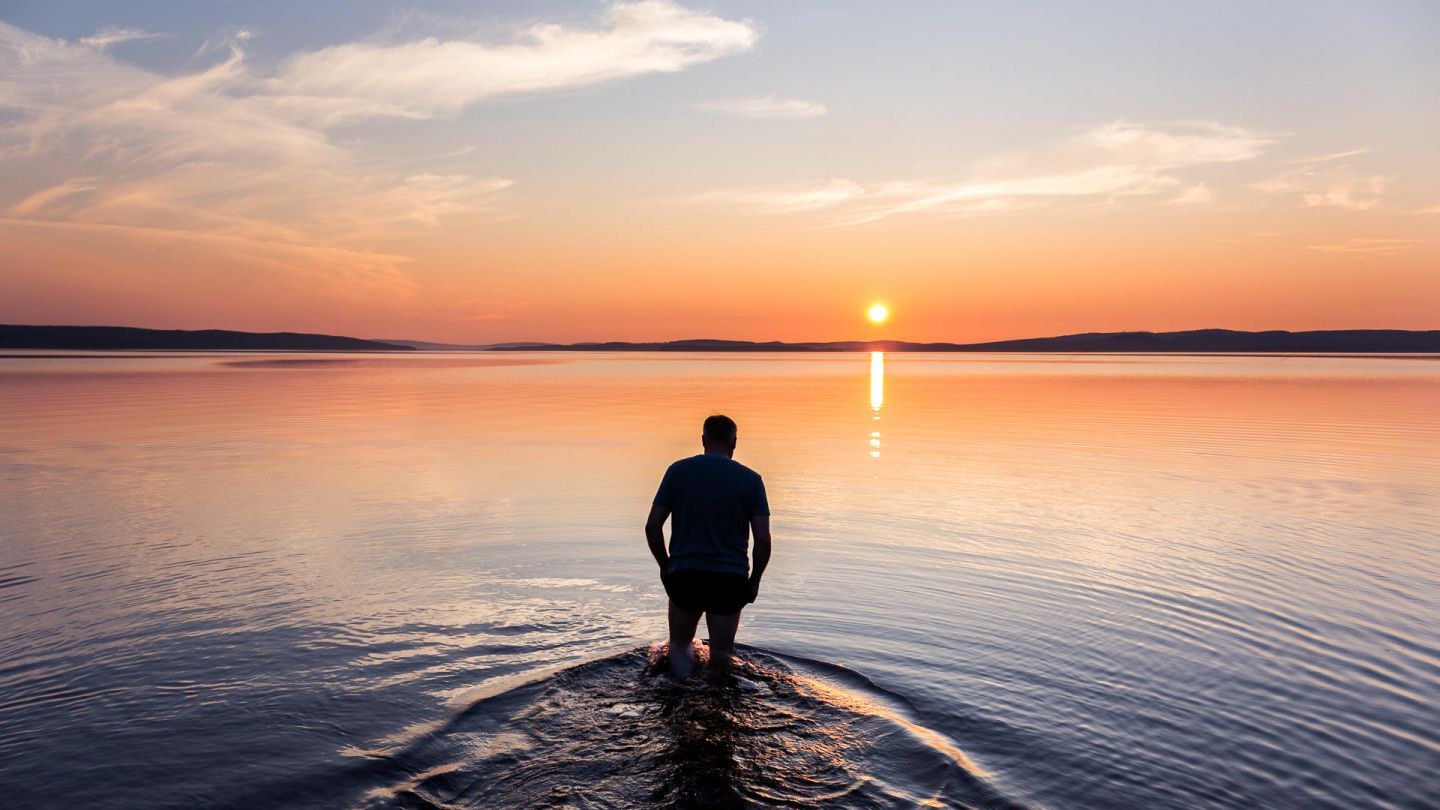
[869,351,884,457]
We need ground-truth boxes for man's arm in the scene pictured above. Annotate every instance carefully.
[748,514,771,603]
[645,503,670,575]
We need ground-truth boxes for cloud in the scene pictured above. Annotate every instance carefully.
[0,216,419,298]
[1170,183,1214,205]
[1085,120,1276,166]
[1307,238,1421,256]
[0,25,508,245]
[1254,149,1387,210]
[692,94,825,119]
[7,177,102,217]
[1413,205,1440,214]
[0,3,756,302]
[1290,146,1374,165]
[266,1,758,124]
[79,27,162,50]
[696,120,1275,224]
[692,178,863,213]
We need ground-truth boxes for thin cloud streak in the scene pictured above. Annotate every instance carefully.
[0,216,419,297]
[697,121,1277,224]
[692,94,826,119]
[1307,238,1420,256]
[692,178,863,213]
[78,27,163,50]
[1290,146,1375,165]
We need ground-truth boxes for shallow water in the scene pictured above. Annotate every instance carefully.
[1,352,1437,809]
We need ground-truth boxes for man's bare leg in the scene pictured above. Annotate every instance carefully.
[704,610,741,671]
[667,600,703,678]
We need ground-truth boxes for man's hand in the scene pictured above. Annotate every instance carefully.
[747,576,761,604]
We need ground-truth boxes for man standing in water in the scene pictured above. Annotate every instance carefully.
[646,414,772,678]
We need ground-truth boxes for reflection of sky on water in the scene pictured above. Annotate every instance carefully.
[2,351,1438,810]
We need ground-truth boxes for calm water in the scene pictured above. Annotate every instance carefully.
[1,352,1437,809]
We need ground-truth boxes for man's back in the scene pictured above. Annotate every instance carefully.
[652,454,768,576]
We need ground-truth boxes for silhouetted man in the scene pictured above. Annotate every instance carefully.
[646,414,772,678]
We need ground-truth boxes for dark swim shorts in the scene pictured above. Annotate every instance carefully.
[663,568,751,615]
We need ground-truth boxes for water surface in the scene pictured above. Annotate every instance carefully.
[1,352,1437,808]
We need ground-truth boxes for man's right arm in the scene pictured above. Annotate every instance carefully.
[645,503,670,576]
[748,514,771,603]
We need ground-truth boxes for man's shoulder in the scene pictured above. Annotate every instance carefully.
[728,459,762,479]
[667,454,706,472]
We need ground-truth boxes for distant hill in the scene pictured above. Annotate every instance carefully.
[0,325,413,351]
[375,339,553,350]
[490,330,1440,353]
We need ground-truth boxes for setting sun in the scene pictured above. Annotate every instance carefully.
[867,303,890,324]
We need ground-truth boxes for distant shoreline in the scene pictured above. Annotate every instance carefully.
[3,325,1439,353]
[0,325,412,352]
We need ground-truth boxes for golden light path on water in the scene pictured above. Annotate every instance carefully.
[870,351,884,458]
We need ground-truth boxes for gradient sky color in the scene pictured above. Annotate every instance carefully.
[2,1,1437,343]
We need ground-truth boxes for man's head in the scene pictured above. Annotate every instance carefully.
[701,414,738,457]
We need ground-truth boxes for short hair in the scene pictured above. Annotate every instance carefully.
[702,414,737,443]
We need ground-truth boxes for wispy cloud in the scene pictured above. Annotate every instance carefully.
[1307,238,1420,256]
[696,120,1276,224]
[692,94,825,119]
[266,1,758,125]
[1084,120,1275,166]
[1290,146,1375,165]
[1170,183,1214,205]
[78,27,163,50]
[0,216,419,298]
[692,178,863,213]
[1254,147,1387,210]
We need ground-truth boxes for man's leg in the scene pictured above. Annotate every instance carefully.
[667,600,703,678]
[704,610,741,671]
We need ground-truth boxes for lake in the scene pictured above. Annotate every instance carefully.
[1,352,1437,809]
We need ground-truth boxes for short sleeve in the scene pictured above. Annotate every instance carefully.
[652,465,676,510]
[752,474,770,517]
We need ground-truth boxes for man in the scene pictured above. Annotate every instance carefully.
[645,414,772,678]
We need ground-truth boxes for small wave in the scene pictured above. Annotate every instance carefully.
[348,644,1023,809]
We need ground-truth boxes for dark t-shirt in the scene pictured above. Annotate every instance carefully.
[653,454,769,576]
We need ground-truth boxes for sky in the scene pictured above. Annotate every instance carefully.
[1,0,1437,343]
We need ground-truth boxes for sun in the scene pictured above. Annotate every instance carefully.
[867,303,889,324]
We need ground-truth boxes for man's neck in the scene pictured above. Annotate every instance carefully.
[702,448,732,459]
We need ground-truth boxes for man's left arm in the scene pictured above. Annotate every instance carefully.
[748,514,771,603]
[747,475,772,603]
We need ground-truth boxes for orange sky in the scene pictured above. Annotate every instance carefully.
[1,3,1437,343]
